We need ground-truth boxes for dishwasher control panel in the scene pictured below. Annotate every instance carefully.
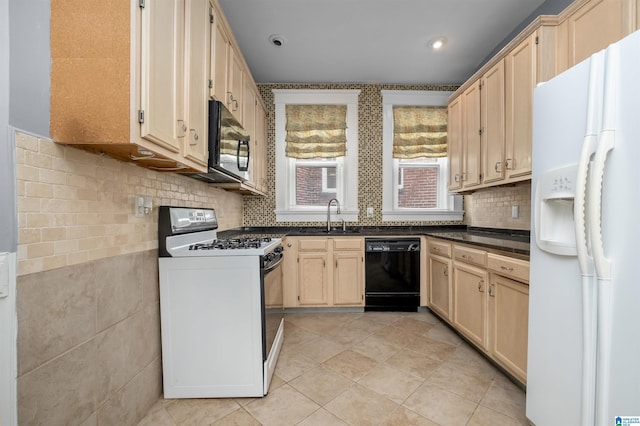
[365,238,421,252]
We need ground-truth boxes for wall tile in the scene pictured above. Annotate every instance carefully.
[18,339,97,426]
[142,249,159,305]
[95,311,146,405]
[95,252,143,332]
[142,303,161,368]
[17,262,96,375]
[464,182,531,230]
[97,357,162,426]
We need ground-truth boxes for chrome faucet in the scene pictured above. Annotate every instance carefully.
[327,198,341,232]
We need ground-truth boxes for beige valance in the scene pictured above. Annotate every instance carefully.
[285,104,347,159]
[393,106,447,158]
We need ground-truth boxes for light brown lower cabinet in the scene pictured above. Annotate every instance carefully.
[452,261,489,349]
[428,254,452,320]
[488,271,529,384]
[283,237,364,308]
[427,239,530,384]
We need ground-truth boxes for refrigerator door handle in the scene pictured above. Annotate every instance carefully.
[588,43,619,426]
[588,51,615,282]
[574,50,604,426]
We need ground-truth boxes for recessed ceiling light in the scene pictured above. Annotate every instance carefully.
[430,37,447,50]
[268,34,286,48]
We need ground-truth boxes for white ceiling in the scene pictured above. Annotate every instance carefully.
[218,0,547,85]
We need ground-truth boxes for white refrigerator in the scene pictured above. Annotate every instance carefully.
[528,29,640,426]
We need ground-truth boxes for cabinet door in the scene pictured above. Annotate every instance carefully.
[333,252,364,305]
[505,33,536,180]
[227,48,244,122]
[281,239,299,307]
[447,95,463,191]
[140,0,184,152]
[481,60,505,184]
[428,254,452,320]
[254,101,268,193]
[462,82,482,188]
[567,0,627,66]
[489,274,529,383]
[182,0,210,166]
[211,13,229,103]
[452,262,488,349]
[298,253,328,306]
[243,84,256,187]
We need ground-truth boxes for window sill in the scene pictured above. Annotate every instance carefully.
[381,209,464,222]
[275,209,359,223]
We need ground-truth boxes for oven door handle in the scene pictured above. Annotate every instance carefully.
[263,254,284,274]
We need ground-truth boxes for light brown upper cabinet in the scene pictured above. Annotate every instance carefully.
[462,81,482,189]
[481,60,506,185]
[560,0,638,70]
[505,33,536,180]
[447,95,463,192]
[50,0,212,172]
[211,8,230,104]
[446,0,640,193]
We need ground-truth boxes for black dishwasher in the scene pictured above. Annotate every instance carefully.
[364,238,420,312]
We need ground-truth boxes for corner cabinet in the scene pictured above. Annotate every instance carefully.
[284,237,364,308]
[50,0,212,172]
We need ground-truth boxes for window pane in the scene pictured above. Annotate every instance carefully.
[296,165,338,205]
[397,166,438,208]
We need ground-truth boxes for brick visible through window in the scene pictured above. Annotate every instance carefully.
[397,167,438,208]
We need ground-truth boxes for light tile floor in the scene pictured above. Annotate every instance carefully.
[137,311,527,426]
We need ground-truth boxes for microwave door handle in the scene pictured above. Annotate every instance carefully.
[237,140,250,172]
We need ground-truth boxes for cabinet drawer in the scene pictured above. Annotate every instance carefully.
[487,254,530,283]
[428,240,452,258]
[454,245,487,267]
[332,238,363,251]
[298,239,328,251]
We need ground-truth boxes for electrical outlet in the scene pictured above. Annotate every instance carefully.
[366,207,374,218]
[511,205,519,219]
[134,195,153,217]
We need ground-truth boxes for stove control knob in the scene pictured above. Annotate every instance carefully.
[274,246,284,253]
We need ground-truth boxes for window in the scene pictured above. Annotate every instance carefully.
[381,90,463,221]
[273,90,360,222]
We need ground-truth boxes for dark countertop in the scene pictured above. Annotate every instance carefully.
[219,225,530,256]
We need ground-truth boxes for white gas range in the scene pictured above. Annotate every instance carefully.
[158,206,284,398]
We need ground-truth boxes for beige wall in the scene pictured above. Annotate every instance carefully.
[14,131,244,425]
[243,83,531,231]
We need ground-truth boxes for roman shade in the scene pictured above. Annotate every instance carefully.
[285,104,347,158]
[392,106,447,158]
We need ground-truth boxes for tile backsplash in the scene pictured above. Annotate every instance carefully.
[464,182,531,230]
[15,131,243,275]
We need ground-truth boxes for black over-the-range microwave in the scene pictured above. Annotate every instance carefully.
[182,99,251,183]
